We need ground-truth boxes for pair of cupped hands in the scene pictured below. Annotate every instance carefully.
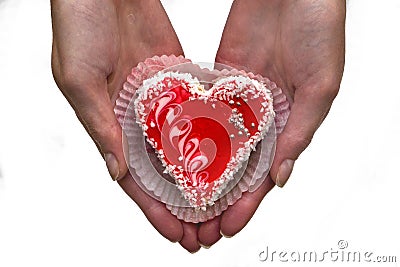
[51,0,345,252]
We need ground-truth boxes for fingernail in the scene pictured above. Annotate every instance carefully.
[105,153,120,181]
[220,230,232,238]
[276,159,294,187]
[199,243,211,249]
[190,248,201,254]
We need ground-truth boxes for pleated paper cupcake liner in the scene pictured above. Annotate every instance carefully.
[114,55,290,222]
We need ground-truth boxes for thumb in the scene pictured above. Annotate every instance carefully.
[270,83,337,187]
[78,92,127,181]
[61,77,128,181]
[51,42,127,181]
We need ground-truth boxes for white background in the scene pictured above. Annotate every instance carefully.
[0,0,399,266]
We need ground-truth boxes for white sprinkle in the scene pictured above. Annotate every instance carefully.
[150,121,156,128]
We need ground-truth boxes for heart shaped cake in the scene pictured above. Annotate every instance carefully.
[134,71,275,209]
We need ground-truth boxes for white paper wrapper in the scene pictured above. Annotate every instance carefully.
[114,55,290,222]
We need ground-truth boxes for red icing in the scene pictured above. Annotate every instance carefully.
[145,82,232,187]
[136,74,272,207]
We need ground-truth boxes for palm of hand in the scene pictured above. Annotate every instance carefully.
[52,1,182,101]
[217,1,345,101]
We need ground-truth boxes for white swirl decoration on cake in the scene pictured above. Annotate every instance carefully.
[151,89,213,187]
[150,90,180,132]
[181,138,210,187]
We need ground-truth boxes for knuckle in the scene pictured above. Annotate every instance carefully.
[58,65,83,94]
[302,72,342,105]
[284,132,313,157]
[81,113,120,147]
[52,57,94,97]
[296,135,312,152]
[51,56,60,86]
[318,73,342,101]
[321,83,340,103]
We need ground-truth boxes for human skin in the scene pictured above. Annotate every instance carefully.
[51,0,201,252]
[196,0,346,246]
[51,0,346,253]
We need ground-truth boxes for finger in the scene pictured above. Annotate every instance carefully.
[76,89,128,181]
[197,216,222,248]
[53,63,128,181]
[220,176,275,237]
[118,174,184,243]
[270,83,338,187]
[179,222,200,253]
